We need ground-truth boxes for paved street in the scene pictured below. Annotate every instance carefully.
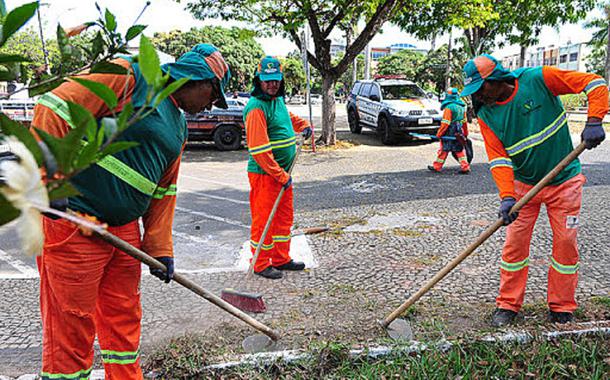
[0,107,609,376]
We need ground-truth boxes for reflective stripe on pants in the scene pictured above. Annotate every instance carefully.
[432,142,470,171]
[497,173,585,313]
[248,172,294,272]
[38,217,144,380]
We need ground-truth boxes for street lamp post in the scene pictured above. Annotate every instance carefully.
[36,7,50,74]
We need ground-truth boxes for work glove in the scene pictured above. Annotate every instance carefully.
[282,176,292,190]
[581,120,605,149]
[499,197,519,226]
[302,127,312,139]
[150,256,174,283]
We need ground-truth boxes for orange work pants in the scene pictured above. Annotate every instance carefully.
[248,173,294,272]
[38,217,143,380]
[497,174,585,313]
[432,142,470,172]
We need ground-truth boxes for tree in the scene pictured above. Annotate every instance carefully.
[281,56,305,96]
[183,0,419,145]
[376,49,425,79]
[585,2,610,81]
[394,0,594,61]
[151,26,264,91]
[417,44,468,93]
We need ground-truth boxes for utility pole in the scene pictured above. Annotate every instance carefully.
[301,24,316,152]
[364,43,371,80]
[36,6,51,74]
[445,29,452,91]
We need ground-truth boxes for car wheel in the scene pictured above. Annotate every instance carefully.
[213,124,242,151]
[379,116,397,145]
[348,109,362,134]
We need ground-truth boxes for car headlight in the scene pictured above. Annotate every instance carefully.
[389,108,409,116]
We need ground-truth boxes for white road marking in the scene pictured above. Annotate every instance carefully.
[179,190,249,205]
[180,174,249,190]
[175,206,249,229]
[0,248,39,279]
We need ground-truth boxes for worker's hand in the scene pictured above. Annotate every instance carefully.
[282,176,292,190]
[499,197,519,225]
[581,118,605,149]
[150,256,174,283]
[302,127,312,139]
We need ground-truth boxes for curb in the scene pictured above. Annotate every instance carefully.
[187,320,610,374]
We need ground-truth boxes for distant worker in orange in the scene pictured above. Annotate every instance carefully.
[428,87,471,174]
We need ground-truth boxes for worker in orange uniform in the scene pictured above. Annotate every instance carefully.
[428,87,471,174]
[33,44,230,379]
[244,56,312,279]
[460,54,607,327]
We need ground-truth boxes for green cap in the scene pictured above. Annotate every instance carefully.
[256,56,283,81]
[161,43,231,109]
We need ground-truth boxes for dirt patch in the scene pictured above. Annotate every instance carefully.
[302,139,359,152]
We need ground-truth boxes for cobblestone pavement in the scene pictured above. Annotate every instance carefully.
[1,120,609,376]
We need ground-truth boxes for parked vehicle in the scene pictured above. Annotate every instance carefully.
[0,100,36,126]
[346,78,442,145]
[186,100,245,151]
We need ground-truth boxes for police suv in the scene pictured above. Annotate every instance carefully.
[346,77,442,145]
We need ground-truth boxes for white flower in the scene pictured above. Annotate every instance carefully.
[0,136,49,256]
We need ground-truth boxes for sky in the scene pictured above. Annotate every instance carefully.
[6,0,602,59]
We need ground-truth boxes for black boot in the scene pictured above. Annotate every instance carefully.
[428,165,440,172]
[549,311,573,324]
[491,308,517,327]
[457,168,471,174]
[255,266,283,279]
[274,260,305,271]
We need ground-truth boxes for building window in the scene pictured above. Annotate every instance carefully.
[560,55,567,63]
[569,52,578,62]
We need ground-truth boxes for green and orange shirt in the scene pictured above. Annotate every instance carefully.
[437,103,468,138]
[244,96,308,184]
[32,58,187,258]
[478,67,608,199]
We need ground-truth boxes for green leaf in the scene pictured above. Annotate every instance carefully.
[28,78,65,98]
[138,35,161,87]
[126,25,147,41]
[0,68,16,81]
[117,103,134,132]
[74,140,98,170]
[47,181,80,201]
[90,61,128,75]
[104,8,117,32]
[0,192,20,226]
[66,101,96,147]
[34,128,73,174]
[0,54,30,64]
[100,141,139,157]
[0,113,43,165]
[154,77,189,107]
[70,77,118,110]
[56,24,70,58]
[91,31,104,60]
[1,2,38,45]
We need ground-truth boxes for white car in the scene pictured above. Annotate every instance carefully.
[346,78,442,145]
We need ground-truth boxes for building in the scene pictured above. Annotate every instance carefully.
[557,43,591,72]
[330,43,346,58]
[501,42,590,72]
[371,47,391,61]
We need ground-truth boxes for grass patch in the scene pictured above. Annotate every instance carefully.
[591,296,610,308]
[221,335,610,379]
[391,228,424,237]
[144,334,212,378]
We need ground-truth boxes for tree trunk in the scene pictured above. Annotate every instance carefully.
[519,44,527,68]
[318,75,337,145]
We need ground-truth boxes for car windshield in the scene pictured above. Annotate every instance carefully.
[381,85,426,100]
